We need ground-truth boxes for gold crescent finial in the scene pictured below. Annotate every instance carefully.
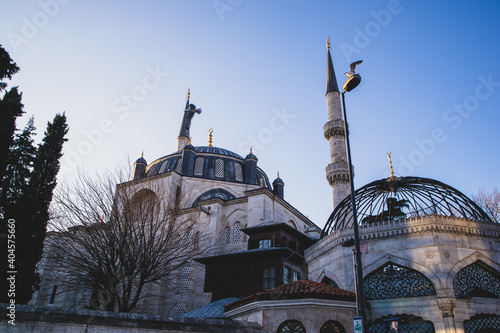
[208,128,213,147]
[187,87,190,100]
[326,36,331,50]
[260,178,263,188]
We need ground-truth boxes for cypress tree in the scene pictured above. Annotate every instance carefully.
[0,45,69,304]
[0,44,22,196]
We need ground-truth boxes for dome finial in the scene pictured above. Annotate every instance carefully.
[250,146,253,154]
[141,150,144,158]
[208,128,213,147]
[326,36,331,50]
[185,87,191,109]
[387,152,397,181]
[277,171,280,178]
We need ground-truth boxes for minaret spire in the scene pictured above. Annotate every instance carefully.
[324,38,350,209]
[326,36,339,95]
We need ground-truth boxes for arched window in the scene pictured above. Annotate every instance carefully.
[171,306,187,317]
[320,320,345,333]
[234,222,242,243]
[453,261,500,298]
[128,189,159,220]
[234,163,243,182]
[364,262,436,300]
[277,320,306,333]
[464,314,500,333]
[224,226,231,244]
[215,159,224,178]
[366,314,435,333]
[194,157,204,176]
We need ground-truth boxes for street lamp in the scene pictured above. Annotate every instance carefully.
[341,60,367,323]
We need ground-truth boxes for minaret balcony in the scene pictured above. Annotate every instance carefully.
[323,120,346,140]
[325,161,352,186]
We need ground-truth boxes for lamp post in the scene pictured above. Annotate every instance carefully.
[341,61,367,323]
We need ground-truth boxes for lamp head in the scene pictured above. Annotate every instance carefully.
[343,73,361,92]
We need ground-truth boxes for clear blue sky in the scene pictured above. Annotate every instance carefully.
[2,0,500,227]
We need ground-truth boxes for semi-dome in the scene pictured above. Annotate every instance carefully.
[322,176,493,237]
[145,146,271,189]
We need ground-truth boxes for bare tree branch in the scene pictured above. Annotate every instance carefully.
[472,188,500,222]
[47,167,212,312]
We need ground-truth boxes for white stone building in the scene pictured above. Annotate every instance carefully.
[30,43,500,333]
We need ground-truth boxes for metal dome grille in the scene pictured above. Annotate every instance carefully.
[322,176,493,236]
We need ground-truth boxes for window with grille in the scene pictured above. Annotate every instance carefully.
[171,306,187,317]
[234,222,241,243]
[176,264,191,295]
[194,157,204,176]
[262,266,276,290]
[321,276,339,288]
[320,320,345,333]
[234,163,243,182]
[277,320,306,333]
[366,314,435,333]
[224,227,231,244]
[464,313,500,333]
[453,261,500,299]
[364,262,436,300]
[215,159,224,178]
[175,157,183,173]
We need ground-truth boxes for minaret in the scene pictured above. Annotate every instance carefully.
[324,37,350,209]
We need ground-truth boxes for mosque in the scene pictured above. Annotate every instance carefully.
[30,43,500,333]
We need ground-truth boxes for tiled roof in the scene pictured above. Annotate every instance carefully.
[224,279,355,312]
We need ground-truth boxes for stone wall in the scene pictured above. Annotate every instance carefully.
[1,304,262,333]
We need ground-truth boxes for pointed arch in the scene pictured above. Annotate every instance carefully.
[364,261,436,300]
[453,260,500,298]
[363,254,443,291]
[447,251,500,291]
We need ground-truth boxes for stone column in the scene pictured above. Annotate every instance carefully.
[438,298,457,333]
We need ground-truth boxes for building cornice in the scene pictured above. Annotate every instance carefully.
[306,215,500,263]
[225,298,356,318]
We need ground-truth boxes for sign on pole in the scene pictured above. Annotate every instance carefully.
[353,317,364,333]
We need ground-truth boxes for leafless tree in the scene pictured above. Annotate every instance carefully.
[472,187,500,222]
[47,167,210,312]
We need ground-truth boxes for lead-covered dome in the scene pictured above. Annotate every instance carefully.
[322,176,493,237]
[145,146,271,189]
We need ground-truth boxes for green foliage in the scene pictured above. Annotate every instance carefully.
[0,45,68,304]
[0,44,20,91]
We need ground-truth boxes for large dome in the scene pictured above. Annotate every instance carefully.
[145,146,272,189]
[322,176,493,236]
